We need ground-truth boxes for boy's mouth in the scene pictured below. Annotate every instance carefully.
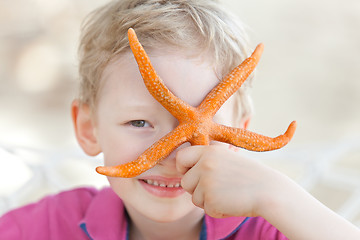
[139,177,185,198]
[141,179,181,188]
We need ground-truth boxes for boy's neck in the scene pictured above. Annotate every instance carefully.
[126,205,204,240]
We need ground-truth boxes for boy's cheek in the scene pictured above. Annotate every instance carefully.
[101,139,152,167]
[102,150,138,167]
[107,175,136,201]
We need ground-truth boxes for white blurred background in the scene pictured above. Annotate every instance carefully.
[1,0,360,226]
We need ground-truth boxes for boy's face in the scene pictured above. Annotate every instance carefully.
[87,50,239,222]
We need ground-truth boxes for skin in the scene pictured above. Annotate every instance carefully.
[71,43,360,240]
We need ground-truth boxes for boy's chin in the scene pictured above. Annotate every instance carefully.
[109,178,203,223]
[138,203,204,224]
[137,195,201,223]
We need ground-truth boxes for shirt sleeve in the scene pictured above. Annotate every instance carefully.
[0,198,54,240]
[0,211,21,239]
[232,217,289,240]
[0,187,98,240]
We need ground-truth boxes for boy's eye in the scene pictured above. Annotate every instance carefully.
[129,120,149,128]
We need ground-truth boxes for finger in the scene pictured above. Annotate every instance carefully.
[180,164,200,194]
[175,145,205,174]
[191,183,204,209]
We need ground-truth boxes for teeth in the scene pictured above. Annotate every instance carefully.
[144,179,180,188]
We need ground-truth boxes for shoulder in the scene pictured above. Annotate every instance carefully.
[0,187,99,239]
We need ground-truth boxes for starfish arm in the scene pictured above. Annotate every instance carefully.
[96,124,191,178]
[210,121,297,152]
[128,28,195,121]
[198,44,264,117]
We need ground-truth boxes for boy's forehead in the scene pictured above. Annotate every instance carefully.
[102,49,220,107]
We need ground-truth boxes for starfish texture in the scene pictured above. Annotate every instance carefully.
[96,28,297,178]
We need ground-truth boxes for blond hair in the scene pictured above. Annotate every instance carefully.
[78,0,254,124]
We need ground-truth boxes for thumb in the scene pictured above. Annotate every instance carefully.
[175,145,205,174]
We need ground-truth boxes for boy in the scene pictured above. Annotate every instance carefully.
[1,0,359,239]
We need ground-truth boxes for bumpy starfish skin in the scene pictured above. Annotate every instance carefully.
[96,28,297,178]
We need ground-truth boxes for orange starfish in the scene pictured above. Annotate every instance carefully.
[96,28,297,178]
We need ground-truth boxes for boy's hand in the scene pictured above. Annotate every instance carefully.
[176,145,281,218]
[177,145,360,240]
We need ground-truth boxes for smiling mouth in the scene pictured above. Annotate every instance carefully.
[139,176,185,198]
[141,179,181,188]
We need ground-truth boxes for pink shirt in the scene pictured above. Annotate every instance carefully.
[0,187,288,239]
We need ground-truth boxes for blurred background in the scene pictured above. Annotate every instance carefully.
[1,0,359,227]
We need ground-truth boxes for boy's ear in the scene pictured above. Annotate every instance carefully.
[242,117,251,130]
[238,116,251,130]
[71,100,101,156]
